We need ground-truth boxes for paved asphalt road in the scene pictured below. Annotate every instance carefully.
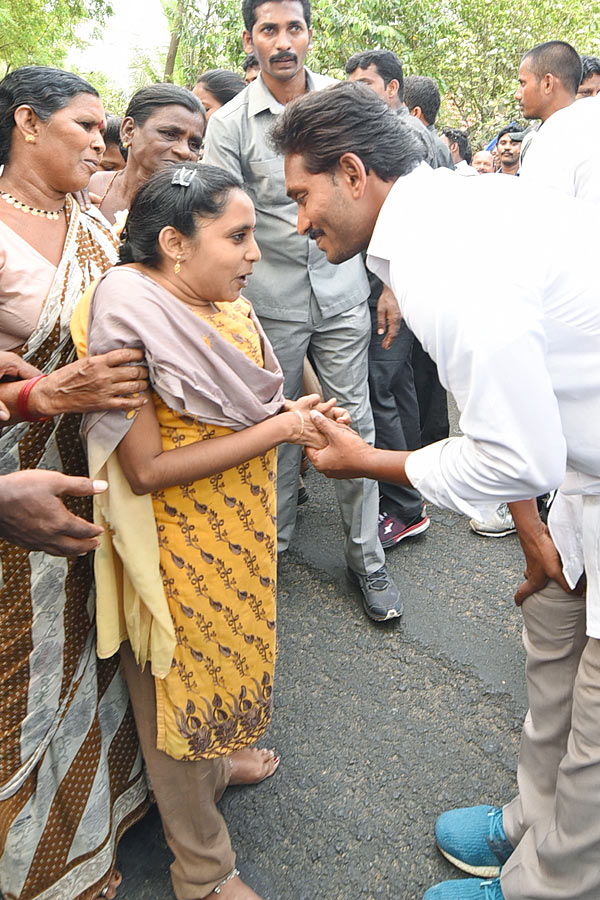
[119,401,528,900]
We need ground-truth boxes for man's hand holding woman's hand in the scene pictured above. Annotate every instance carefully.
[304,410,376,478]
[283,394,352,448]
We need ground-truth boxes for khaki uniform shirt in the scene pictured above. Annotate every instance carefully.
[203,69,369,323]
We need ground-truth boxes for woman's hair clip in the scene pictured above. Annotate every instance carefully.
[171,167,196,187]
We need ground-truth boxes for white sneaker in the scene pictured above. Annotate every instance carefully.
[469,503,516,537]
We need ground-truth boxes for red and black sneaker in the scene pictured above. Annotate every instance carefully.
[378,508,430,549]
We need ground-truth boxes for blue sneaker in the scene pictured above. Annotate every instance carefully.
[424,876,504,899]
[435,805,513,877]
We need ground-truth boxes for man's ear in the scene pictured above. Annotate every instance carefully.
[543,73,554,95]
[307,27,313,52]
[408,105,422,119]
[242,30,254,54]
[386,78,400,101]
[338,152,368,198]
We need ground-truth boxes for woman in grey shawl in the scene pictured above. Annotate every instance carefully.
[77,165,349,900]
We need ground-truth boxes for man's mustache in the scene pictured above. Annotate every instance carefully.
[269,51,298,64]
[308,228,324,241]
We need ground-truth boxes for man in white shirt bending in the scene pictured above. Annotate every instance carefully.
[270,81,600,900]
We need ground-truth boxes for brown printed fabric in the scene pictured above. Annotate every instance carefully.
[0,198,148,900]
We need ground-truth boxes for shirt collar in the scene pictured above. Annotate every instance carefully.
[367,162,435,271]
[247,68,316,117]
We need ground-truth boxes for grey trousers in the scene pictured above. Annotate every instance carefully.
[501,581,600,899]
[120,643,235,900]
[259,299,385,575]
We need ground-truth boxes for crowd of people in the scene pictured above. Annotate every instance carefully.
[0,0,598,897]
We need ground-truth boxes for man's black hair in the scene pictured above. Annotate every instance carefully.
[242,0,311,32]
[344,50,404,101]
[442,127,471,164]
[522,41,582,95]
[496,124,522,143]
[402,75,441,126]
[580,54,600,83]
[270,81,426,181]
[242,53,259,72]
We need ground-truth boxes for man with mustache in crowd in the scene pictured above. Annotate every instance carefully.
[494,125,522,176]
[203,0,402,621]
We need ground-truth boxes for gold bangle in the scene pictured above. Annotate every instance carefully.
[292,408,304,437]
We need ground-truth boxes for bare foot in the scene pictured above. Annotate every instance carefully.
[229,747,280,785]
[207,874,263,899]
[97,870,122,899]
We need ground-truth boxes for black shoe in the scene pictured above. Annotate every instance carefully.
[297,476,309,506]
[348,565,403,621]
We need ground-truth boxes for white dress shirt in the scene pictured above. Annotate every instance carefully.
[367,163,600,631]
[517,93,600,629]
[519,95,600,204]
[455,159,478,177]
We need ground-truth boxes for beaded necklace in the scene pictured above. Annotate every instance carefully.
[0,190,65,220]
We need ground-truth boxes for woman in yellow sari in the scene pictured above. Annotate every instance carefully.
[77,164,347,900]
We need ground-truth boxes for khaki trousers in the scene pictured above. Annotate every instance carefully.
[120,643,236,900]
[501,581,600,899]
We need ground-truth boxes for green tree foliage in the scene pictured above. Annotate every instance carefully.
[309,0,600,144]
[162,0,245,83]
[72,68,128,113]
[0,0,113,75]
[164,0,600,145]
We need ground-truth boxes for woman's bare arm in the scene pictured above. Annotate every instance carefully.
[117,393,326,494]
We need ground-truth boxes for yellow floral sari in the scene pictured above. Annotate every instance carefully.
[153,302,277,759]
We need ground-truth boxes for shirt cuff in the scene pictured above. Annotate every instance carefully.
[405,439,501,521]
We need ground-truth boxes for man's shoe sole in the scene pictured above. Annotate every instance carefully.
[361,599,403,622]
[381,516,430,550]
[437,846,500,879]
[469,522,516,538]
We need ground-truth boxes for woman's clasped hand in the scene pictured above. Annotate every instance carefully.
[282,393,351,448]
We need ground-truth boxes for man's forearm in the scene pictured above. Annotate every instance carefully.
[508,498,544,543]
[363,447,413,485]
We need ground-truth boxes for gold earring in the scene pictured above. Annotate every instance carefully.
[122,141,130,149]
[174,255,181,275]
[25,135,36,144]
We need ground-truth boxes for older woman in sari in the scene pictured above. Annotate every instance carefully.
[0,66,150,900]
[88,83,206,226]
